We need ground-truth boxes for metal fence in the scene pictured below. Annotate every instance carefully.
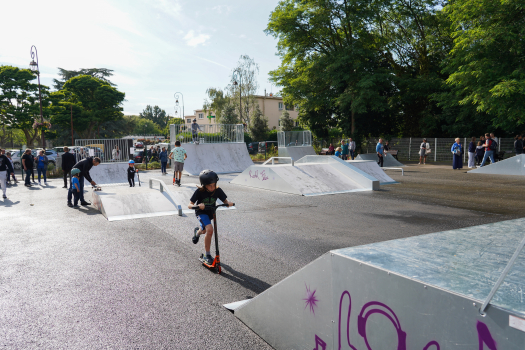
[278,130,313,148]
[361,137,516,162]
[74,139,133,163]
[170,124,244,144]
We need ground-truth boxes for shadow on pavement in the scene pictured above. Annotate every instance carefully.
[220,263,272,294]
[0,199,20,207]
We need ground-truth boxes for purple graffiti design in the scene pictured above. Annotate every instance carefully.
[337,291,441,350]
[304,284,319,315]
[248,170,269,181]
[477,321,497,350]
[313,335,327,350]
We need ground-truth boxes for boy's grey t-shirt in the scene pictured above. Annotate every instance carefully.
[170,147,187,163]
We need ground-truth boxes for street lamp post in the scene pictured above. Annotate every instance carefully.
[144,124,148,170]
[174,92,184,121]
[29,45,45,149]
[232,70,242,123]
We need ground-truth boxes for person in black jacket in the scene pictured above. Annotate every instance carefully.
[72,156,101,205]
[0,148,15,199]
[127,160,136,187]
[61,147,76,189]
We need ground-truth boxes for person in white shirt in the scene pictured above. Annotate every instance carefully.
[348,138,356,160]
[419,138,430,165]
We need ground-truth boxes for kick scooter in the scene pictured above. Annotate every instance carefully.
[191,203,234,274]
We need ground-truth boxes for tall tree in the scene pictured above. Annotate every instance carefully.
[203,88,230,122]
[444,0,525,132]
[140,105,169,128]
[227,55,260,125]
[249,106,269,141]
[0,65,49,146]
[279,110,294,131]
[53,68,115,90]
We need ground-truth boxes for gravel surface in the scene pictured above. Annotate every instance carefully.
[1,163,523,349]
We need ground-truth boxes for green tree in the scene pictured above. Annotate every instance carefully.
[227,55,260,125]
[220,104,239,125]
[53,68,115,90]
[279,110,294,131]
[0,65,50,146]
[140,105,169,128]
[249,106,269,141]
[444,0,525,132]
[133,117,163,136]
[60,75,125,138]
[203,88,230,122]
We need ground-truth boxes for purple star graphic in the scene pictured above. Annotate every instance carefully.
[303,284,319,315]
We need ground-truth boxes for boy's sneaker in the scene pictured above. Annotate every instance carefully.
[192,227,200,244]
[44,181,48,185]
[2,194,6,199]
[67,202,73,207]
[204,254,214,265]
[38,181,41,185]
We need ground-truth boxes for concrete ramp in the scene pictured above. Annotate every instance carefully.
[88,162,135,186]
[469,154,525,175]
[91,185,181,221]
[228,218,525,350]
[356,153,405,167]
[176,143,253,176]
[278,146,316,160]
[231,156,379,196]
[346,160,398,184]
[166,182,234,215]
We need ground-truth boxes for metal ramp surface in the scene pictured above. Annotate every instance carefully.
[87,162,135,186]
[176,143,253,176]
[231,156,379,196]
[469,154,525,176]
[227,218,525,350]
[346,159,398,184]
[356,153,405,167]
[278,146,316,160]
[91,185,181,221]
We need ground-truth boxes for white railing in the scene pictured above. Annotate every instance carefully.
[170,124,244,144]
[263,157,294,166]
[278,130,313,148]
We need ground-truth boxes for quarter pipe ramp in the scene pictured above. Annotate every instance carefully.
[231,156,379,196]
[85,162,135,186]
[469,154,525,176]
[226,218,525,350]
[176,143,253,176]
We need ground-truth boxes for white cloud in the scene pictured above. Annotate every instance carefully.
[184,31,210,47]
[149,0,182,18]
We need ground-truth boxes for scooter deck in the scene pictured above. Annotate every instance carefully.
[198,255,221,274]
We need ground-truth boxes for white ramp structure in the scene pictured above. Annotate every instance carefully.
[231,156,379,196]
[277,130,316,160]
[227,219,525,350]
[177,143,253,176]
[356,153,405,167]
[89,162,134,186]
[469,154,525,176]
[347,159,398,184]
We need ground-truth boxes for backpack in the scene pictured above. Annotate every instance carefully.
[489,139,497,151]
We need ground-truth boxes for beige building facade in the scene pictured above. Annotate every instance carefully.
[179,94,299,130]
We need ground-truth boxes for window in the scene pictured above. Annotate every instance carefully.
[278,102,283,110]
[295,121,299,127]
[198,113,204,119]
[186,119,191,123]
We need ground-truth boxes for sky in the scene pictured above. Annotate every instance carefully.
[0,0,283,117]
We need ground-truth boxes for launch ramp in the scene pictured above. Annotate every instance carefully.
[231,156,379,196]
[87,162,135,186]
[228,218,525,350]
[177,143,253,176]
[469,154,525,176]
[356,153,405,167]
[346,159,398,184]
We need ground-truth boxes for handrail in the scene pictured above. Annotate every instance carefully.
[262,157,294,166]
[480,234,525,315]
[149,178,182,216]
[383,167,404,176]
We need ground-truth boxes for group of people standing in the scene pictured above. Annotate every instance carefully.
[330,138,357,160]
[454,133,498,170]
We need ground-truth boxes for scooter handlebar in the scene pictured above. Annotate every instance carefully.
[191,203,235,210]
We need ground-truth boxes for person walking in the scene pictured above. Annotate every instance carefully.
[348,138,356,160]
[72,156,101,206]
[21,149,34,187]
[341,140,349,160]
[159,147,168,175]
[61,147,76,189]
[451,138,463,170]
[0,149,15,198]
[468,137,477,168]
[419,138,430,165]
[514,135,523,155]
[480,133,496,167]
[35,150,49,185]
[376,138,384,167]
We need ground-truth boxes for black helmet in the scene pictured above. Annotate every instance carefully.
[199,170,219,186]
[193,118,197,122]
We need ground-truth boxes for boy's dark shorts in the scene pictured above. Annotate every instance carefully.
[174,161,184,172]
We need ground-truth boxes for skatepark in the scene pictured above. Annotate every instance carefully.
[2,148,525,348]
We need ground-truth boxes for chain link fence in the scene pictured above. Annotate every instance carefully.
[170,124,244,144]
[74,139,133,163]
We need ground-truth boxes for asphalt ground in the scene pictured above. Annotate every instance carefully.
[1,163,523,349]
